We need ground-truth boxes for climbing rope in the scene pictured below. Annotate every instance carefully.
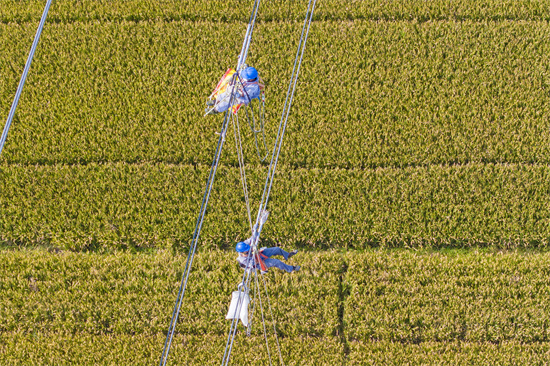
[260,270,284,365]
[159,98,233,366]
[255,0,316,227]
[0,0,52,157]
[236,73,269,162]
[255,267,274,366]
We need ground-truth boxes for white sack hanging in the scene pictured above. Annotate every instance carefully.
[226,290,250,327]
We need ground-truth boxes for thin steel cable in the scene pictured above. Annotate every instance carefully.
[255,269,273,366]
[236,73,268,162]
[223,268,254,366]
[222,2,316,364]
[160,103,233,366]
[221,251,254,366]
[161,0,265,362]
[253,0,316,230]
[238,0,261,69]
[247,271,258,337]
[232,113,253,231]
[0,0,52,157]
[261,271,284,366]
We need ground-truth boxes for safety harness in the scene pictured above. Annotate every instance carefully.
[254,249,268,272]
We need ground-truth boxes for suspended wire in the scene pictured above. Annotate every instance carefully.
[0,0,52,157]
[222,1,316,365]
[260,271,284,366]
[245,102,269,162]
[247,271,258,337]
[222,265,253,366]
[160,102,232,366]
[160,0,265,363]
[235,73,269,162]
[232,112,253,231]
[255,0,316,228]
[237,0,262,70]
[255,269,273,366]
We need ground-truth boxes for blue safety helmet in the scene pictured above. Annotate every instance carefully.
[236,241,250,253]
[241,67,258,82]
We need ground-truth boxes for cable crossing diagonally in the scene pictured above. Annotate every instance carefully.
[159,1,262,365]
[0,0,53,158]
[221,0,317,365]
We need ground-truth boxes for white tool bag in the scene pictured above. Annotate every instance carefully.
[226,290,250,327]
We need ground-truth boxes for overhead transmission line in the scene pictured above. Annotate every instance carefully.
[160,0,316,363]
[159,1,262,365]
[0,0,53,157]
[221,0,317,365]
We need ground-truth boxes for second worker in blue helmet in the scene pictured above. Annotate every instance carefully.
[236,240,300,274]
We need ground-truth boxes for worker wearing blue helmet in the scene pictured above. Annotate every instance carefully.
[236,240,300,273]
[209,66,262,114]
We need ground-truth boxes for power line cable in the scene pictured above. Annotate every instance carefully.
[0,0,53,157]
[221,0,316,364]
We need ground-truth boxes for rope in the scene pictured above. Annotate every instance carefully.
[236,73,269,162]
[254,0,316,231]
[221,251,254,366]
[247,271,258,337]
[232,112,253,231]
[255,269,273,366]
[0,0,53,157]
[261,272,284,366]
[237,0,261,70]
[245,102,269,162]
[160,99,233,366]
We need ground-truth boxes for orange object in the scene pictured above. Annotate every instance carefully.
[255,250,268,272]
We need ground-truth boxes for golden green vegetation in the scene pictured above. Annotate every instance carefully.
[1,0,550,364]
[2,250,550,364]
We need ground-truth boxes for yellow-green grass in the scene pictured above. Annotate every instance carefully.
[345,250,550,343]
[1,20,549,168]
[2,0,550,24]
[1,163,549,250]
[3,249,550,364]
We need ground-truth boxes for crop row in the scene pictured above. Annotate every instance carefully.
[345,250,550,343]
[0,332,343,365]
[2,0,550,24]
[1,20,549,168]
[348,341,550,365]
[0,249,339,336]
[4,333,550,365]
[1,162,549,250]
[3,249,550,364]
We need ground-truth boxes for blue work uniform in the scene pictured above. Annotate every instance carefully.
[237,244,296,273]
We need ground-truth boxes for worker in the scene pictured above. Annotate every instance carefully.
[206,66,262,114]
[236,241,300,273]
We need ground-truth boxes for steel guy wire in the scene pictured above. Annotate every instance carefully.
[255,269,274,366]
[253,0,316,231]
[232,112,253,231]
[159,102,232,366]
[161,0,264,362]
[0,0,52,157]
[222,0,317,356]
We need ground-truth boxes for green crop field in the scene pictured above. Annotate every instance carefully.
[1,0,550,364]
